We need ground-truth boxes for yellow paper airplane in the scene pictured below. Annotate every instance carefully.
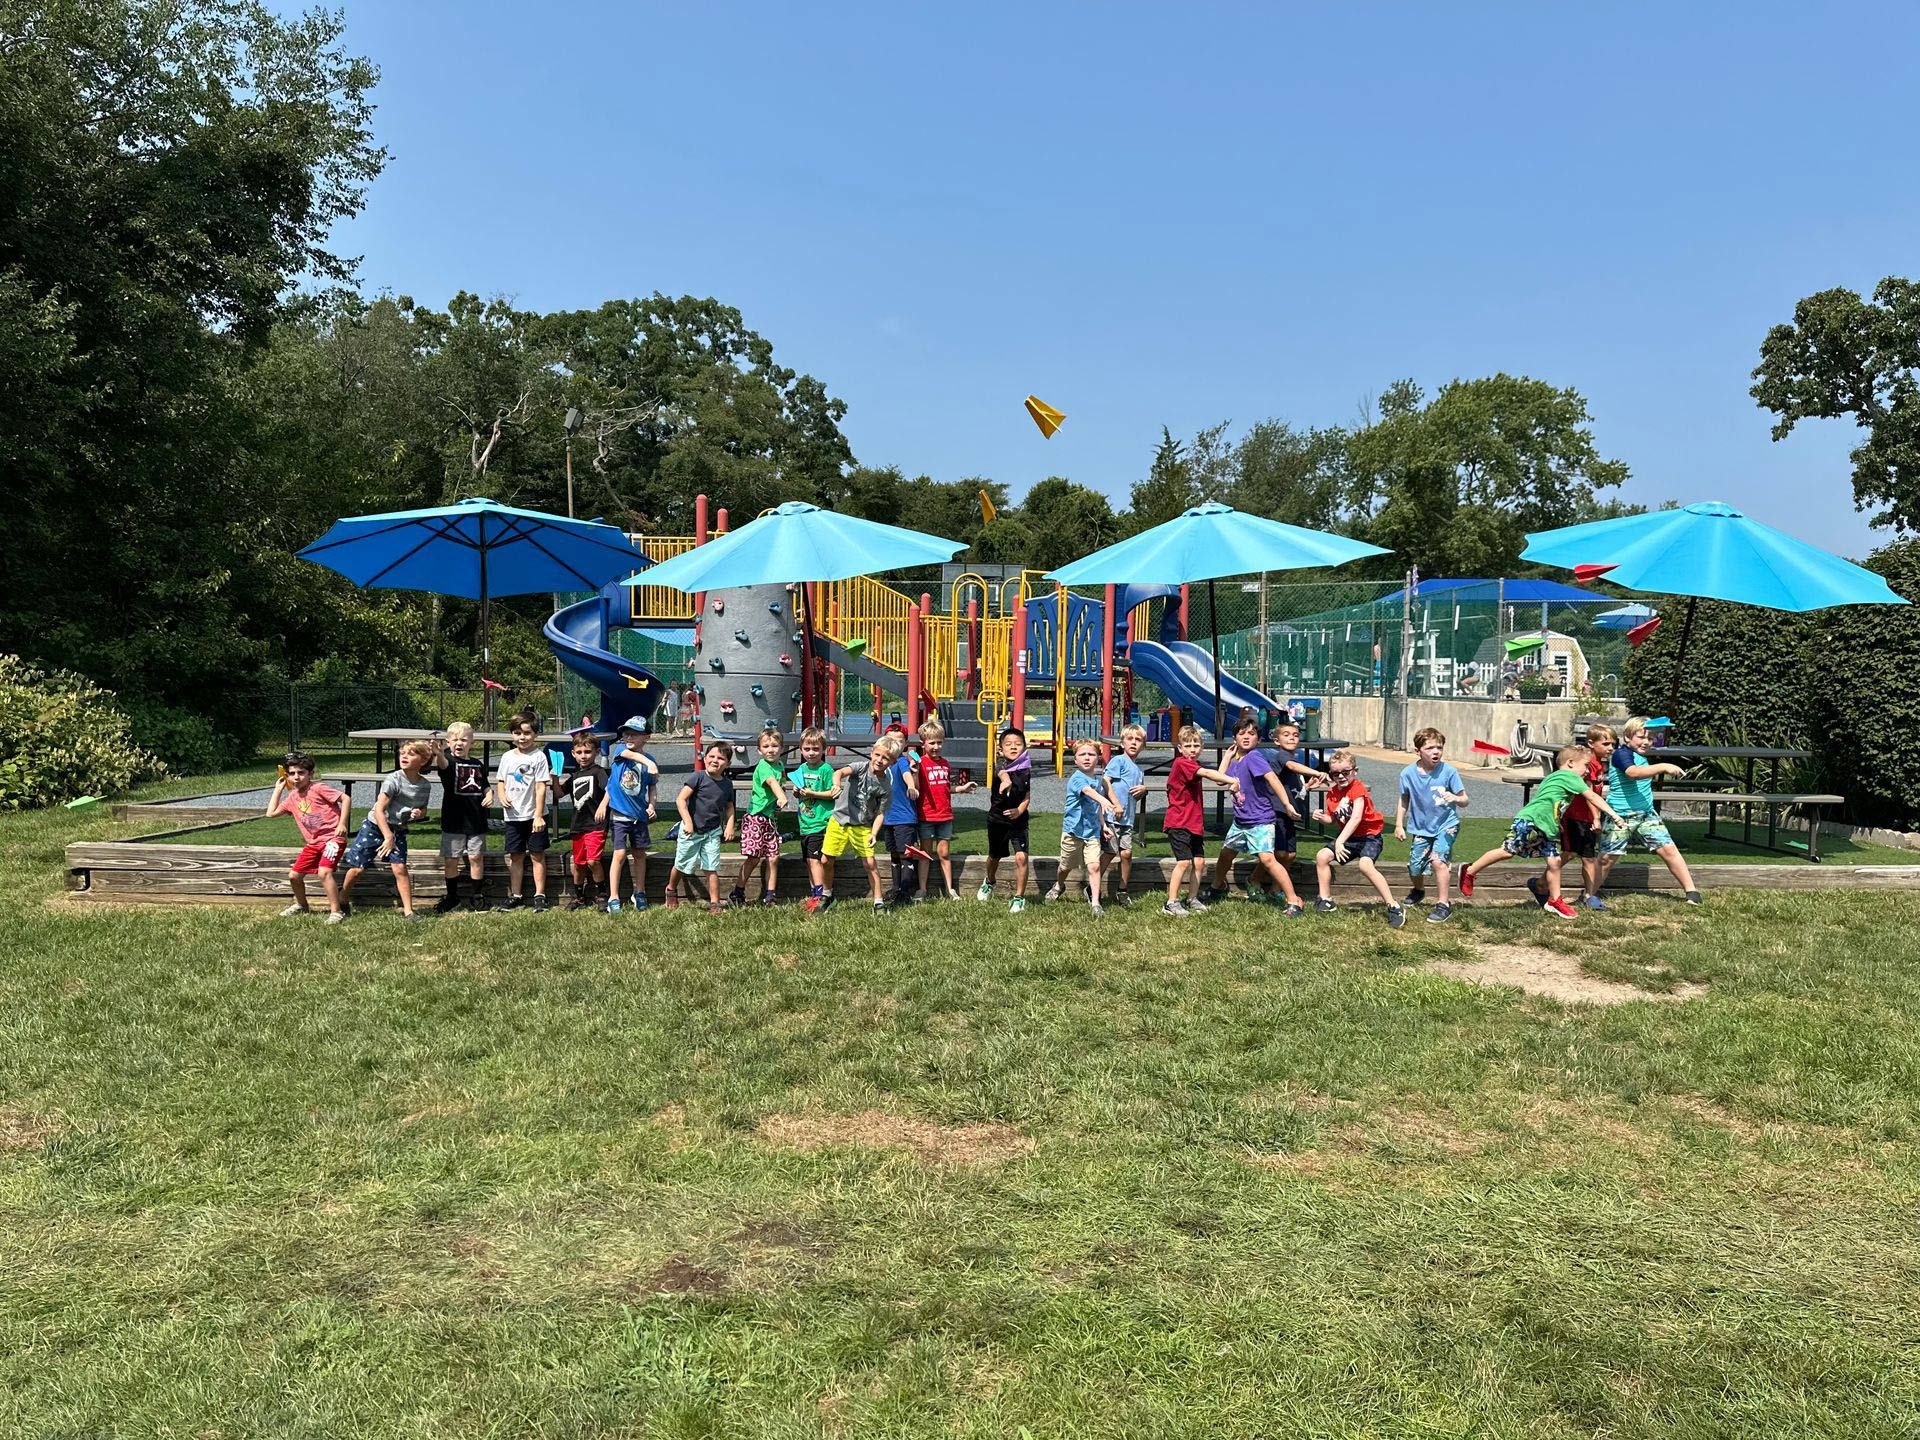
[979,488,997,525]
[1025,395,1065,439]
[622,672,651,690]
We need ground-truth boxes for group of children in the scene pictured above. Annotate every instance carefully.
[268,709,1702,922]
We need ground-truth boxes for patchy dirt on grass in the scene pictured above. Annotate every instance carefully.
[0,1105,63,1152]
[1428,943,1707,1006]
[1666,1093,1763,1141]
[642,1256,727,1296]
[731,1218,821,1252]
[758,1109,1035,1166]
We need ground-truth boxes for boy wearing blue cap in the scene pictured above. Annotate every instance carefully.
[599,716,659,913]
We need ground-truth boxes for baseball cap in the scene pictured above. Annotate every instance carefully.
[619,715,650,734]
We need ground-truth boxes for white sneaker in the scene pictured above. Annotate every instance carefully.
[278,903,310,918]
[324,910,347,925]
[1044,885,1065,902]
[976,882,994,902]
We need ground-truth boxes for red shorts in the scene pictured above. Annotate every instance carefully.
[570,831,608,867]
[292,836,344,875]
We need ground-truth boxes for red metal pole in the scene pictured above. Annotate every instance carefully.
[1178,582,1191,640]
[906,600,924,727]
[692,493,710,752]
[1011,592,1029,730]
[1100,583,1116,737]
[919,591,933,726]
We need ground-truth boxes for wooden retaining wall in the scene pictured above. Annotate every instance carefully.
[64,831,1920,908]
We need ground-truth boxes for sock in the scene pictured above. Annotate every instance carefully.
[446,874,463,901]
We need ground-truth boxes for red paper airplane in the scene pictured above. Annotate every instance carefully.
[1573,563,1618,581]
[1626,616,1662,646]
[1471,739,1511,756]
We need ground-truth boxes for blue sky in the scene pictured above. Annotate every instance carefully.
[314,1,1920,557]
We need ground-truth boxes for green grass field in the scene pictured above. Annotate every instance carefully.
[8,784,1920,1436]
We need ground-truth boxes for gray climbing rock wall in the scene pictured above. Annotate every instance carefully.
[691,582,804,740]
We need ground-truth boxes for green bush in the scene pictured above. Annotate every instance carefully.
[1812,539,1920,828]
[1624,602,1814,746]
[122,700,242,775]
[0,656,166,809]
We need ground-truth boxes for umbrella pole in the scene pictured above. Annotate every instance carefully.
[479,540,493,730]
[1664,596,1698,720]
[1210,576,1225,748]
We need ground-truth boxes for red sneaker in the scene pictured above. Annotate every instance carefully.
[1544,896,1577,920]
[1459,868,1475,898]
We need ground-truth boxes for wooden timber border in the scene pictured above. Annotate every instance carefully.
[65,823,1920,908]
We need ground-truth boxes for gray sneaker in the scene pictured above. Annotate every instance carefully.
[1387,904,1406,929]
[1089,901,1104,918]
[324,910,347,925]
[1313,896,1337,913]
[1184,896,1210,914]
[1044,885,1065,903]
[1161,900,1190,917]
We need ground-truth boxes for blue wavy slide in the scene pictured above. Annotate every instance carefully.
[544,596,668,728]
[1126,638,1285,736]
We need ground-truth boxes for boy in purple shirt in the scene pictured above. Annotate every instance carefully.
[1200,718,1303,913]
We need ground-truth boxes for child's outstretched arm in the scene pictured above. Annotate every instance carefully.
[1263,771,1299,819]
[265,777,286,818]
[1331,805,1362,862]
[371,790,397,858]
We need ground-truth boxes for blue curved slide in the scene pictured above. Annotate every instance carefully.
[1127,638,1285,737]
[545,596,669,729]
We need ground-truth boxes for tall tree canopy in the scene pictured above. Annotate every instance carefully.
[1751,276,1920,533]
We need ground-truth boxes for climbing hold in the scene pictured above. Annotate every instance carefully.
[734,628,750,644]
[750,683,765,699]
[767,600,784,615]
[709,598,725,614]
[719,699,737,716]
[791,632,804,646]
[708,657,725,671]
[778,653,793,666]
[789,689,801,704]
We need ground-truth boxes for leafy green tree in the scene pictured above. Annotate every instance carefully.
[1226,420,1351,530]
[1751,277,1920,533]
[0,0,382,746]
[1347,376,1631,577]
[1127,427,1200,532]
[1016,477,1120,572]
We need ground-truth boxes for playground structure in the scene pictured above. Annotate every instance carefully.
[543,495,1302,778]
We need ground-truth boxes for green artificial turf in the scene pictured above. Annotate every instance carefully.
[9,792,1920,1435]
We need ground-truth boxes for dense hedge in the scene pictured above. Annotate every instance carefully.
[0,656,166,810]
[1625,539,1920,828]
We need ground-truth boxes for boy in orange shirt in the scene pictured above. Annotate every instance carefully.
[1310,750,1405,928]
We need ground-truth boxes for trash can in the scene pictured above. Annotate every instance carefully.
[1286,697,1322,743]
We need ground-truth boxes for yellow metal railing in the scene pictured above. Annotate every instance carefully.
[626,535,700,623]
[817,573,915,674]
[923,615,959,700]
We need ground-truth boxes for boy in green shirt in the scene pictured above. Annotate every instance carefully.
[732,727,791,906]
[1459,745,1624,918]
[787,726,838,912]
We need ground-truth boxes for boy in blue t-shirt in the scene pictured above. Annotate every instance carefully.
[1047,739,1123,913]
[598,716,659,913]
[1097,724,1150,905]
[1393,726,1468,922]
[880,733,921,904]
[1269,720,1327,868]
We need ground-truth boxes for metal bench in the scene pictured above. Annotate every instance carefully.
[1651,791,1844,862]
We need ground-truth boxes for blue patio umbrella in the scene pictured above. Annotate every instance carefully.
[619,501,963,592]
[1048,501,1389,742]
[1522,500,1906,710]
[620,500,965,729]
[298,497,643,712]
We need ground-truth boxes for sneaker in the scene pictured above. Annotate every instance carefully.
[1459,869,1476,899]
[758,894,779,907]
[498,896,525,912]
[630,896,648,911]
[400,910,426,923]
[1162,900,1190,917]
[1089,901,1104,918]
[1009,897,1027,914]
[1197,884,1225,905]
[605,897,624,915]
[1313,896,1336,913]
[1185,896,1210,914]
[1426,903,1453,924]
[873,900,888,915]
[1112,891,1133,907]
[1525,877,1547,907]
[278,903,310,918]
[1544,897,1578,920]
[432,894,461,915]
[1580,894,1609,912]
[565,896,590,912]
[1283,903,1305,918]
[1405,886,1425,906]
[1044,885,1065,903]
[727,887,746,909]
[325,910,347,925]
[1685,890,1703,906]
[1387,904,1406,929]
[531,894,550,913]
[708,902,727,915]
[465,894,490,912]
[974,882,992,902]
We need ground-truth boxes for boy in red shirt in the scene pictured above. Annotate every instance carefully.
[914,718,975,899]
[1311,749,1405,927]
[1543,722,1614,912]
[266,751,352,922]
[1162,723,1239,916]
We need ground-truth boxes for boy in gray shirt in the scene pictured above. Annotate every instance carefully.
[341,739,440,919]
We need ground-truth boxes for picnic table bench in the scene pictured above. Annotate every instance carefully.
[1501,743,1841,860]
[347,727,585,770]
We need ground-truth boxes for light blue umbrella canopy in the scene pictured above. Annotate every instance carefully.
[621,501,963,591]
[1048,501,1389,586]
[298,496,642,599]
[1521,502,1905,612]
[1047,501,1390,742]
[1593,602,1658,629]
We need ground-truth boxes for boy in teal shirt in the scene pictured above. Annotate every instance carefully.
[787,726,838,912]
[1459,745,1624,917]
